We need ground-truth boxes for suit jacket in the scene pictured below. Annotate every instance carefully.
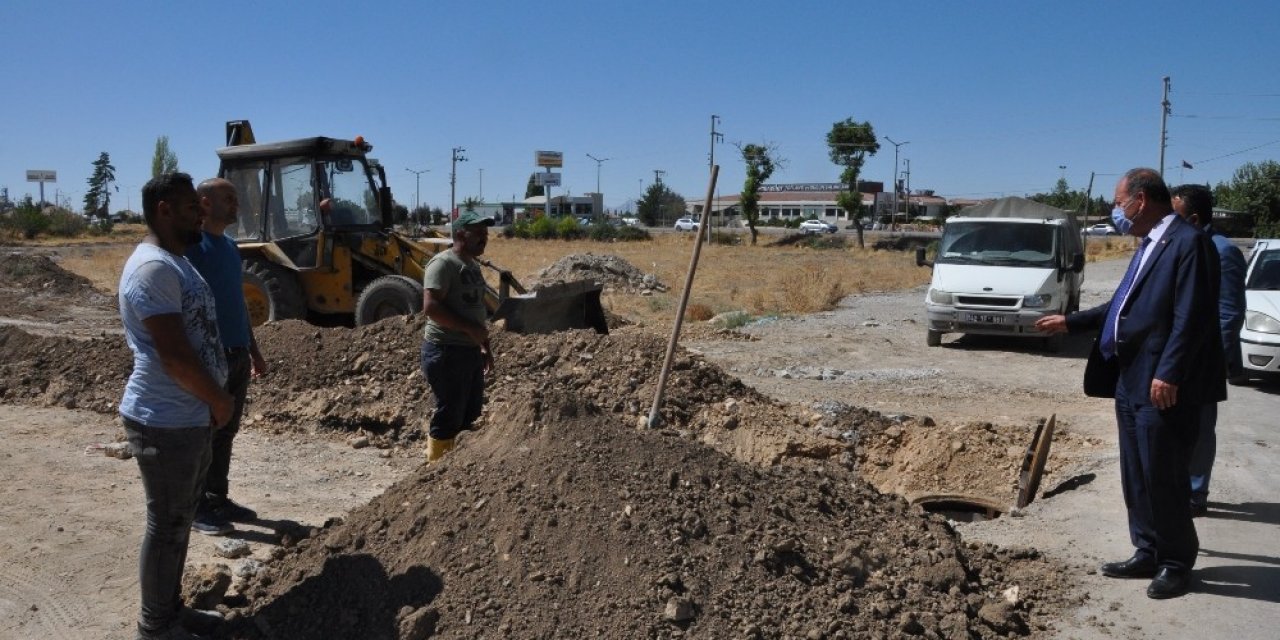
[1066,214,1227,404]
[1208,227,1247,377]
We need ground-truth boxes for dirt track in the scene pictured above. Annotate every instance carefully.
[0,246,1276,639]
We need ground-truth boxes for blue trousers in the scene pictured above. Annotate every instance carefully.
[420,341,485,440]
[124,419,212,634]
[1114,377,1201,572]
[1188,403,1217,508]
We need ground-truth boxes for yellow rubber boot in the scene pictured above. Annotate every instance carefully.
[426,437,455,462]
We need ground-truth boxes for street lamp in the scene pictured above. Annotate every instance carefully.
[450,146,467,218]
[586,153,610,195]
[405,168,429,213]
[884,136,909,224]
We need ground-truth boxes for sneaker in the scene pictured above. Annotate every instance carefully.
[179,607,223,635]
[191,510,234,536]
[136,622,203,639]
[209,496,258,523]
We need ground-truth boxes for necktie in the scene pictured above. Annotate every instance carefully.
[1099,237,1151,359]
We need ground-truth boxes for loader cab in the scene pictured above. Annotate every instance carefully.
[218,137,389,267]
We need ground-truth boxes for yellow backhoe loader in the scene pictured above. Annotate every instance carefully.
[217,120,605,333]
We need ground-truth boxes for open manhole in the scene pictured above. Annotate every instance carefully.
[910,413,1058,523]
[912,494,1006,522]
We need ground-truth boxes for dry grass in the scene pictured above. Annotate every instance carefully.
[484,234,930,326]
[44,232,932,323]
[1084,235,1139,261]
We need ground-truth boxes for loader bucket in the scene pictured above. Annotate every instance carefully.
[493,280,608,335]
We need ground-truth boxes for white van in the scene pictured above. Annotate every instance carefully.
[916,197,1085,350]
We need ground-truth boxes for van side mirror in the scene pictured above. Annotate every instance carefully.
[915,247,932,268]
[1070,253,1084,273]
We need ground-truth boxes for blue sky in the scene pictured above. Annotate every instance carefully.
[3,1,1278,212]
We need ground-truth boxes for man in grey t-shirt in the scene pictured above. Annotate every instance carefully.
[420,210,495,461]
[119,173,234,640]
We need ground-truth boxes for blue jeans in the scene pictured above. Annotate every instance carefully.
[1188,402,1217,508]
[420,341,485,440]
[124,419,212,635]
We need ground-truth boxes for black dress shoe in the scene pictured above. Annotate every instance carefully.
[1100,555,1157,579]
[1147,567,1192,599]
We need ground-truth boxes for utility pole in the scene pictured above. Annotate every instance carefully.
[1058,165,1067,182]
[405,168,429,213]
[902,159,911,220]
[586,153,610,195]
[1159,76,1171,178]
[884,136,909,226]
[652,170,666,224]
[709,115,723,171]
[479,168,484,202]
[450,146,467,218]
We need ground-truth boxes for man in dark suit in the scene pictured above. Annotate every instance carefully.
[1171,183,1247,517]
[1036,168,1226,600]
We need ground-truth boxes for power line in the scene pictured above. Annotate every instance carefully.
[1187,138,1280,166]
[1171,114,1280,121]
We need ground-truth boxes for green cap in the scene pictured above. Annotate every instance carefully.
[453,210,495,231]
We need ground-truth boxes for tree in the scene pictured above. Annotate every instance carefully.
[1215,160,1280,236]
[525,174,545,199]
[737,142,780,246]
[637,182,685,227]
[83,152,116,219]
[151,135,179,178]
[827,118,879,248]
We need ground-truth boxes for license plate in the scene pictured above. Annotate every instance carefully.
[963,313,1006,324]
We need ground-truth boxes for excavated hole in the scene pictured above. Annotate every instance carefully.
[912,494,1005,522]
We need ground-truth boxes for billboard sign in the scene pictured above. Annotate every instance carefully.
[26,170,57,182]
[535,150,563,168]
[535,172,562,187]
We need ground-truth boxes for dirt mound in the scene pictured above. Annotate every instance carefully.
[534,253,667,293]
[0,252,116,321]
[223,389,1074,639]
[0,326,130,411]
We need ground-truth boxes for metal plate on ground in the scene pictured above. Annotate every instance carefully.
[1016,413,1056,509]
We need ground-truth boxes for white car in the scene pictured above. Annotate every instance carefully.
[1240,240,1280,380]
[673,217,699,231]
[1083,223,1119,236]
[798,219,837,234]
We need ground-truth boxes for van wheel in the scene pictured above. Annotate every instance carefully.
[1043,334,1064,353]
[242,259,306,326]
[355,275,423,326]
[927,329,942,347]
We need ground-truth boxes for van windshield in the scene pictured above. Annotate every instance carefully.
[937,221,1057,268]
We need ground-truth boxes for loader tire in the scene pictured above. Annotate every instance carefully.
[242,259,306,326]
[355,275,423,326]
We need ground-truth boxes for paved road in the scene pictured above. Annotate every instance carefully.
[961,255,1280,639]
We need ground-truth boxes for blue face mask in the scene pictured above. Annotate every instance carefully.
[1111,206,1133,235]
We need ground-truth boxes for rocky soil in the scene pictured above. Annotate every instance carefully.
[0,251,1087,639]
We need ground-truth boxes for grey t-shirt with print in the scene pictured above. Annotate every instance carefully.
[118,243,229,427]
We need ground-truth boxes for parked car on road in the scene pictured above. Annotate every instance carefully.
[673,217,699,231]
[799,219,837,234]
[1239,239,1280,380]
[1083,223,1119,236]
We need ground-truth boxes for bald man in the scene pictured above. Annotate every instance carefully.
[185,178,268,536]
